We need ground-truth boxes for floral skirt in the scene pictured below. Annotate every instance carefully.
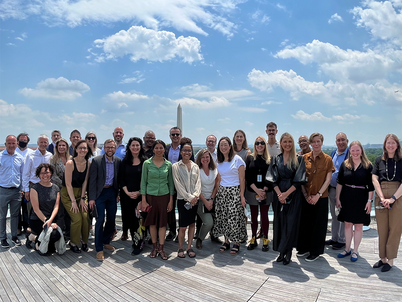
[212,185,247,242]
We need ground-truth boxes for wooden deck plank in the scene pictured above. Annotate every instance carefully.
[1,219,401,302]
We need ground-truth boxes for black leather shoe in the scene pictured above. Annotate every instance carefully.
[325,239,337,246]
[373,260,384,268]
[69,243,81,253]
[283,258,291,265]
[81,243,89,252]
[381,263,392,272]
[276,254,284,262]
[25,239,33,249]
[332,242,346,250]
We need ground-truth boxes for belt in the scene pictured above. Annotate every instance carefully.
[0,186,18,190]
[103,185,112,189]
[345,184,366,189]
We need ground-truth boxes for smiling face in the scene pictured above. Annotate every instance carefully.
[310,136,323,153]
[180,144,193,161]
[234,131,245,146]
[336,133,349,153]
[254,138,266,155]
[38,137,49,152]
[350,144,362,160]
[86,135,96,147]
[170,128,181,144]
[70,132,81,147]
[57,141,67,155]
[129,140,141,156]
[144,132,156,148]
[5,136,18,155]
[104,141,116,158]
[298,135,309,151]
[206,135,216,151]
[113,127,124,143]
[385,137,397,155]
[219,138,231,156]
[281,136,294,153]
[200,152,211,167]
[76,142,88,158]
[153,143,165,157]
[39,167,52,183]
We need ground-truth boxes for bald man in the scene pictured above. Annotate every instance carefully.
[101,127,126,159]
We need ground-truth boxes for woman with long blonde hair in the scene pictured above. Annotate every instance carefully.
[245,136,272,251]
[266,132,307,264]
[336,141,374,262]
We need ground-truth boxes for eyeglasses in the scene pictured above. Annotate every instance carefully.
[145,136,155,140]
[255,141,265,146]
[171,133,180,137]
[298,140,308,144]
[87,137,96,140]
[207,140,216,143]
[105,146,116,149]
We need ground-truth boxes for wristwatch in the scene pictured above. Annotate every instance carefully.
[317,192,323,197]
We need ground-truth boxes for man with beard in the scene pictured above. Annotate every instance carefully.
[89,139,121,261]
[101,127,126,159]
[143,130,156,158]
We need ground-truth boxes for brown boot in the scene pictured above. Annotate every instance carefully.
[150,243,158,258]
[158,244,168,260]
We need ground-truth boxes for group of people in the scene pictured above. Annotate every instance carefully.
[0,123,401,273]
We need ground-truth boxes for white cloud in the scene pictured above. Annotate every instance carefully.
[15,32,27,41]
[180,83,253,100]
[107,91,149,101]
[241,107,267,113]
[58,112,97,125]
[0,99,32,116]
[275,39,402,83]
[6,43,15,46]
[328,13,343,24]
[262,101,282,105]
[291,110,331,121]
[19,77,90,100]
[248,68,402,105]
[292,110,363,123]
[251,9,270,24]
[119,72,145,84]
[245,121,253,126]
[0,0,238,37]
[94,26,203,64]
[351,1,402,46]
[218,117,231,123]
[174,96,230,109]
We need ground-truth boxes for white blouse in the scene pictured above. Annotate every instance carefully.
[200,168,218,199]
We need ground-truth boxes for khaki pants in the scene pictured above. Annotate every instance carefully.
[375,181,402,259]
[60,186,89,245]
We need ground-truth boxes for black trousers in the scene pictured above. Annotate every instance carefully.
[297,197,328,256]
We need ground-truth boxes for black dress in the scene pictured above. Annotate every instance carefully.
[337,162,374,226]
[266,154,307,253]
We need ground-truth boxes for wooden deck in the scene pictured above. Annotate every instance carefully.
[1,219,401,302]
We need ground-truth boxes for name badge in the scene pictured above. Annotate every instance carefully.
[257,174,262,182]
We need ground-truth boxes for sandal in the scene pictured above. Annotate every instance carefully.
[150,243,158,258]
[351,252,358,262]
[230,244,240,255]
[186,248,196,258]
[219,242,230,252]
[177,248,186,258]
[158,244,168,260]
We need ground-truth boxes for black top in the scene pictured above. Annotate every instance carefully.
[245,154,271,192]
[372,156,402,183]
[62,159,88,188]
[338,162,375,190]
[30,183,59,220]
[119,160,143,192]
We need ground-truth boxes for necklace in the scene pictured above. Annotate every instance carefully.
[385,159,397,181]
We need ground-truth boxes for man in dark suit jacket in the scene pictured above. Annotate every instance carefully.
[88,139,121,261]
[46,130,61,154]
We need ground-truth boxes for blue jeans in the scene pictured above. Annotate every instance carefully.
[0,187,21,240]
[95,187,117,252]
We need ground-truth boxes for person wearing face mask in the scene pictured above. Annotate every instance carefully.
[15,132,34,235]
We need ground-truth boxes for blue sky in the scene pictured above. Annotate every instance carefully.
[1,0,401,146]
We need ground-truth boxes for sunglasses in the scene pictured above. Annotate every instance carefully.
[171,133,180,137]
[255,141,265,146]
[87,137,96,140]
